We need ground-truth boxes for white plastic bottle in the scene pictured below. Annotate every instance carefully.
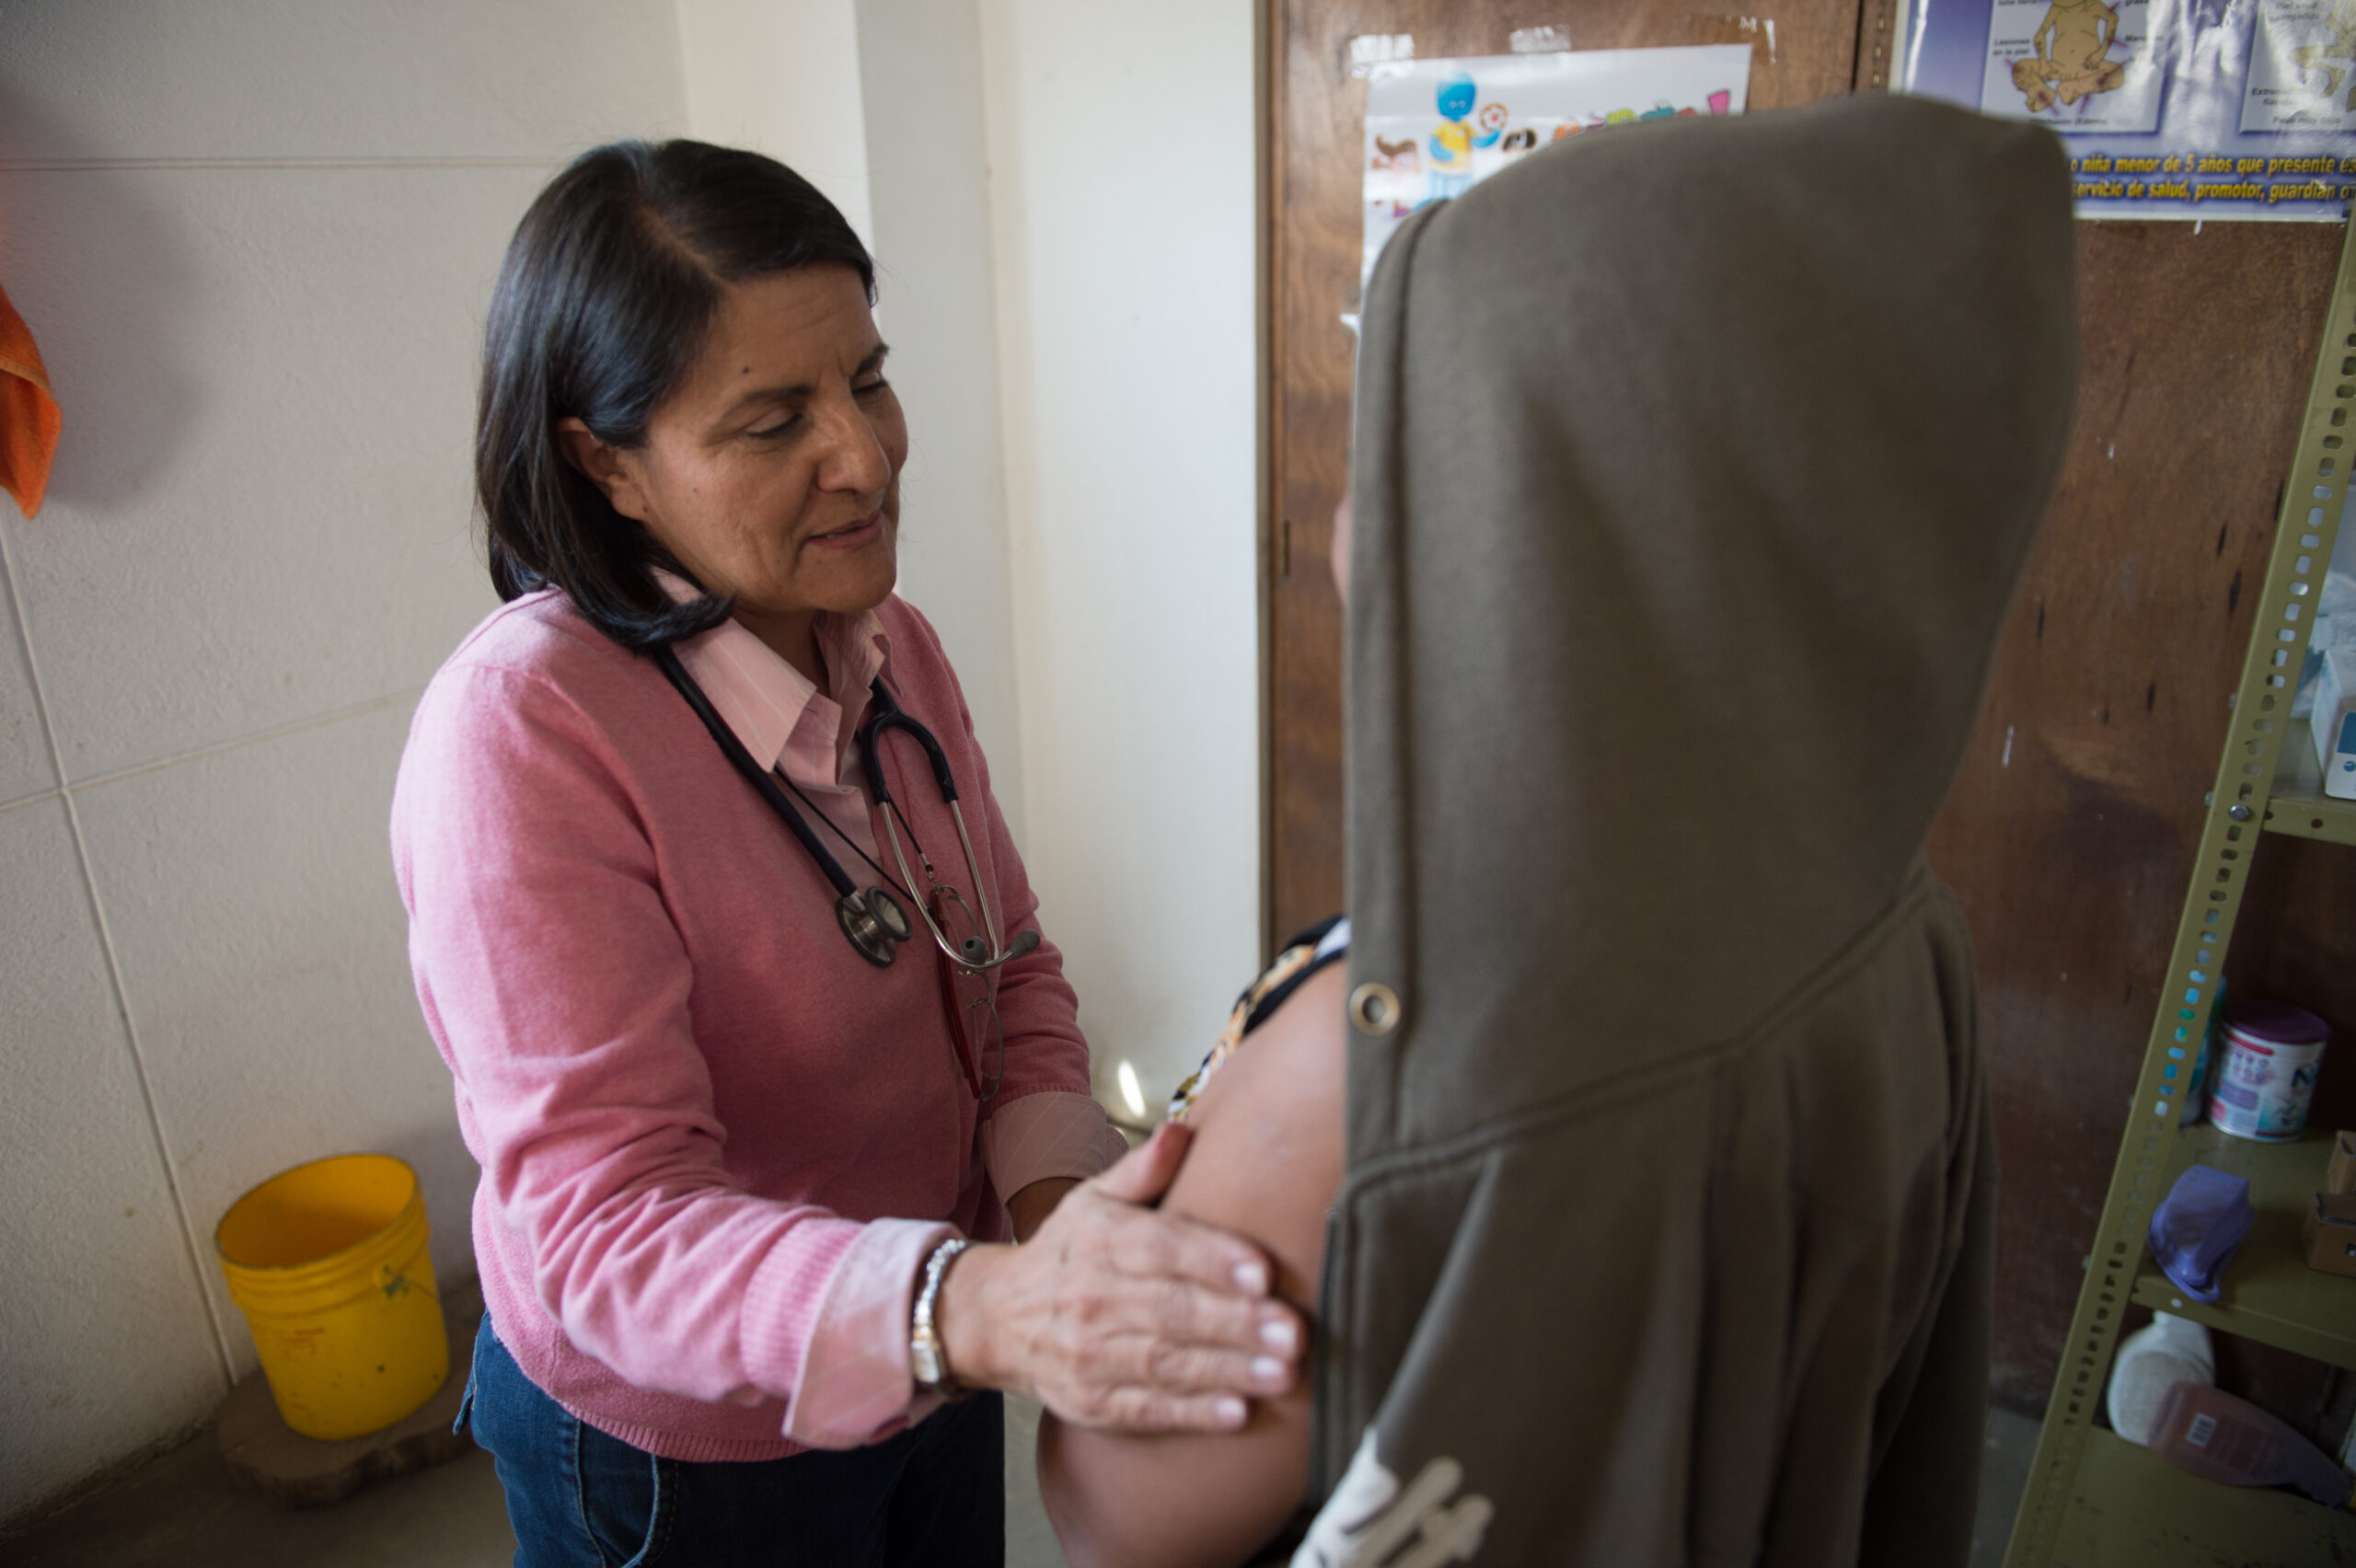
[2107,1312,2216,1446]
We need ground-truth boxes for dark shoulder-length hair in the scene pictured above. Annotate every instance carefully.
[476,139,875,649]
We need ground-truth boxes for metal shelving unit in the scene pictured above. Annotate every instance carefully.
[2042,1428,2353,1565]
[2267,737,2356,847]
[2130,1125,2356,1371]
[2003,214,2356,1568]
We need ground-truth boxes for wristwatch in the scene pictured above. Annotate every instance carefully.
[910,1236,972,1399]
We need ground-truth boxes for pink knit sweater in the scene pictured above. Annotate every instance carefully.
[392,588,1110,1462]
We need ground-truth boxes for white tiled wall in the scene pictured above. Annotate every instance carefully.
[0,0,687,1519]
[0,567,53,801]
[5,165,538,779]
[74,700,475,1372]
[0,798,225,1517]
[0,0,681,166]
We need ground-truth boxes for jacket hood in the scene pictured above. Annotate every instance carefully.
[1344,91,2077,1152]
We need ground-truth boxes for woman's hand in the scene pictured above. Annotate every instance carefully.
[936,1123,1303,1432]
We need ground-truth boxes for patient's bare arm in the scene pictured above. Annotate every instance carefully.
[1037,964,1347,1568]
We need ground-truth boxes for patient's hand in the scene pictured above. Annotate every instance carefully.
[1036,963,1348,1568]
[1007,1177,1080,1241]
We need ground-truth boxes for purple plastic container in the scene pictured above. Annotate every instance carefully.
[2148,1165,2255,1304]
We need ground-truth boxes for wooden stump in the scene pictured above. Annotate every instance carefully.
[215,1278,482,1510]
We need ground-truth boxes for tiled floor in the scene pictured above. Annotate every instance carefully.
[1973,1406,2042,1568]
[4,1431,517,1568]
[4,1398,1069,1568]
[6,1400,2040,1566]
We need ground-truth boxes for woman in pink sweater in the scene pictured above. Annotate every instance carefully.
[392,141,1299,1566]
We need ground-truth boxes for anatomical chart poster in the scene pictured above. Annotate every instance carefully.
[1900,0,2356,218]
[2245,0,2356,130]
[1361,47,1753,294]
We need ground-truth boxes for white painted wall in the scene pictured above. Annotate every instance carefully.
[676,0,876,246]
[854,0,1030,836]
[977,0,1264,1116]
[0,0,687,1519]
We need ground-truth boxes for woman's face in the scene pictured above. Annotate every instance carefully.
[564,264,907,635]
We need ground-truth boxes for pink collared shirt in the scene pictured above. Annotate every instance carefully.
[658,570,892,871]
[393,587,1122,1462]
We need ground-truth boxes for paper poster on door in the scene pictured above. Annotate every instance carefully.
[1360,46,1753,296]
[1901,0,2356,218]
[2244,0,2356,131]
[1980,0,2170,129]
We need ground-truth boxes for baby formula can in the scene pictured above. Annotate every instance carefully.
[2207,997,2330,1143]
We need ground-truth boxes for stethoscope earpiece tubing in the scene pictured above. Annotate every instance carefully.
[653,646,860,904]
[860,703,958,805]
[655,643,1035,985]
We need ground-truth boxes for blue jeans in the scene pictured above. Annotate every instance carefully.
[461,1312,1005,1567]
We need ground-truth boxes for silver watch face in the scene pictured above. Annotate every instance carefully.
[911,1336,946,1388]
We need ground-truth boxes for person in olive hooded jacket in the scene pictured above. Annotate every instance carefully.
[1041,90,2075,1568]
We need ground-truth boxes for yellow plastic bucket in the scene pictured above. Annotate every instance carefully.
[214,1154,448,1441]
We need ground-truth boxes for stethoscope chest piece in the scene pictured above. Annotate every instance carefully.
[837,886,914,968]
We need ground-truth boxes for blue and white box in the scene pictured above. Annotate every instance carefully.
[2314,646,2356,801]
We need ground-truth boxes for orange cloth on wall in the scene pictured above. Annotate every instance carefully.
[0,283,61,517]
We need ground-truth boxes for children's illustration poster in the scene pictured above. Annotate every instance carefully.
[1900,0,2356,218]
[1361,48,1753,294]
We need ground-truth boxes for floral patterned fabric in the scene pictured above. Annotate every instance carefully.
[1166,916,1348,1124]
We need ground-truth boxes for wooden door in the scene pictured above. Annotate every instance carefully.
[1265,2,2356,1422]
[1264,0,1874,947]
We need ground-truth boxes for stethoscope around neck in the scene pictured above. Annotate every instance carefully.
[652,645,1040,975]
